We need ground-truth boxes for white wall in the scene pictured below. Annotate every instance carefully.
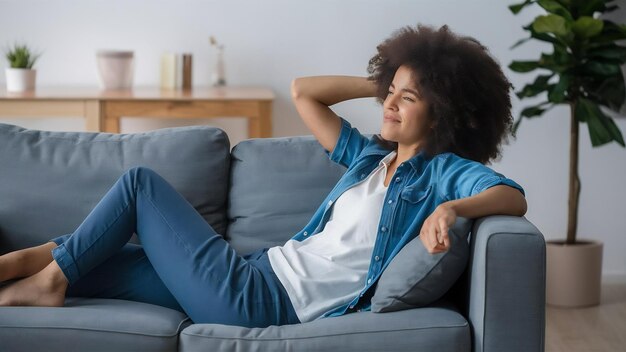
[1,0,625,278]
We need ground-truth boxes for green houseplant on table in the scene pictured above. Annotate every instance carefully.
[4,42,41,92]
[509,0,626,307]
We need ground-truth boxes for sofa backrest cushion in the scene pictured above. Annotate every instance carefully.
[0,123,230,252]
[226,135,347,255]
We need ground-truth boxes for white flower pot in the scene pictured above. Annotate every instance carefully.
[5,68,37,92]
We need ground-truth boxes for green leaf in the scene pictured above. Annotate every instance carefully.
[574,0,606,17]
[583,74,626,113]
[509,60,541,72]
[572,17,604,38]
[4,43,40,69]
[576,98,625,147]
[548,74,570,103]
[520,101,552,118]
[536,0,573,21]
[533,14,570,37]
[588,21,626,44]
[539,52,569,73]
[552,45,572,65]
[510,36,532,50]
[522,22,568,47]
[582,61,621,76]
[516,74,554,98]
[509,0,535,14]
[587,44,626,61]
[514,101,553,133]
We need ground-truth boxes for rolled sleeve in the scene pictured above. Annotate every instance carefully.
[438,153,525,200]
[324,116,369,168]
[474,174,525,197]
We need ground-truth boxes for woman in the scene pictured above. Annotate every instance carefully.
[0,24,526,327]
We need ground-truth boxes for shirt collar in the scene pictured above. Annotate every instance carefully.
[362,135,435,172]
[379,150,397,169]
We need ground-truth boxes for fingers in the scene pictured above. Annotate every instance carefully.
[420,219,450,254]
[438,218,450,249]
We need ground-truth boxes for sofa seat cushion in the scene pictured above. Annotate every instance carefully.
[179,300,469,352]
[0,297,192,352]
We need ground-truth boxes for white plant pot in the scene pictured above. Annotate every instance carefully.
[5,68,37,92]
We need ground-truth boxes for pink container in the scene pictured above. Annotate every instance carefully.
[96,50,134,90]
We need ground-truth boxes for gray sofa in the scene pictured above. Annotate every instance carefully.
[0,122,546,352]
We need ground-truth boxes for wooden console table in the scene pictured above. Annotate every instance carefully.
[0,86,274,137]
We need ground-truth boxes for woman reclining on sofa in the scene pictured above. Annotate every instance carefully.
[0,23,526,328]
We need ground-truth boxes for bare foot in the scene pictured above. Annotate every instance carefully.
[0,242,57,282]
[0,259,68,307]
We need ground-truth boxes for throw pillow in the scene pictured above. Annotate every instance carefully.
[371,216,472,313]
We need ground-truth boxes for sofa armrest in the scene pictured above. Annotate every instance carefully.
[466,215,545,352]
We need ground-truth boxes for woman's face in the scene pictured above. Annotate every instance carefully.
[381,64,432,149]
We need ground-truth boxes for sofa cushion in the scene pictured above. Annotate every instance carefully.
[226,135,346,255]
[0,297,192,352]
[371,217,472,312]
[179,299,469,352]
[0,123,230,252]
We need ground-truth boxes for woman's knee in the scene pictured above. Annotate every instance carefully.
[127,166,157,178]
[125,166,162,185]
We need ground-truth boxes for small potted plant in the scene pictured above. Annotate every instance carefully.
[508,0,625,307]
[4,42,41,92]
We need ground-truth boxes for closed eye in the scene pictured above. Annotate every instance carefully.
[388,90,415,102]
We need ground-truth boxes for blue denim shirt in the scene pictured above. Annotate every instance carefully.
[288,116,525,319]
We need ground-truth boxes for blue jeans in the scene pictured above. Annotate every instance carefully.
[48,166,300,328]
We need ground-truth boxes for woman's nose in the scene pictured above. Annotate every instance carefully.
[384,94,399,110]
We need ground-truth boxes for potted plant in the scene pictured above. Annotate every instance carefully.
[4,42,41,92]
[508,0,626,307]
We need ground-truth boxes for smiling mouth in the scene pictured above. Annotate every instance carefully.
[384,115,401,123]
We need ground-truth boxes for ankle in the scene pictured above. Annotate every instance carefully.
[45,260,69,287]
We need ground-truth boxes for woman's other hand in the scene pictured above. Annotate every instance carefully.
[419,203,457,254]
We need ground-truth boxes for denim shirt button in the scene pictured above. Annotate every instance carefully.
[381,226,387,232]
[395,177,402,183]
[360,173,366,179]
[387,200,393,204]
[375,256,380,261]
[367,278,372,284]
[303,231,308,236]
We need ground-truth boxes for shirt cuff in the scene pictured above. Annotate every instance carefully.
[474,175,526,197]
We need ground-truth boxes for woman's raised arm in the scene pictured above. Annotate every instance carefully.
[290,76,377,154]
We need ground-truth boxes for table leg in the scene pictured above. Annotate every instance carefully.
[101,102,122,133]
[84,100,103,132]
[248,101,272,138]
[104,115,121,133]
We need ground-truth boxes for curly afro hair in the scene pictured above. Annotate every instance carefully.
[367,24,515,165]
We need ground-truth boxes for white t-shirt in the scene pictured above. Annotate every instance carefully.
[267,150,396,323]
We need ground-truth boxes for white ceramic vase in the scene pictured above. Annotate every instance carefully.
[5,68,37,92]
[96,50,134,90]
